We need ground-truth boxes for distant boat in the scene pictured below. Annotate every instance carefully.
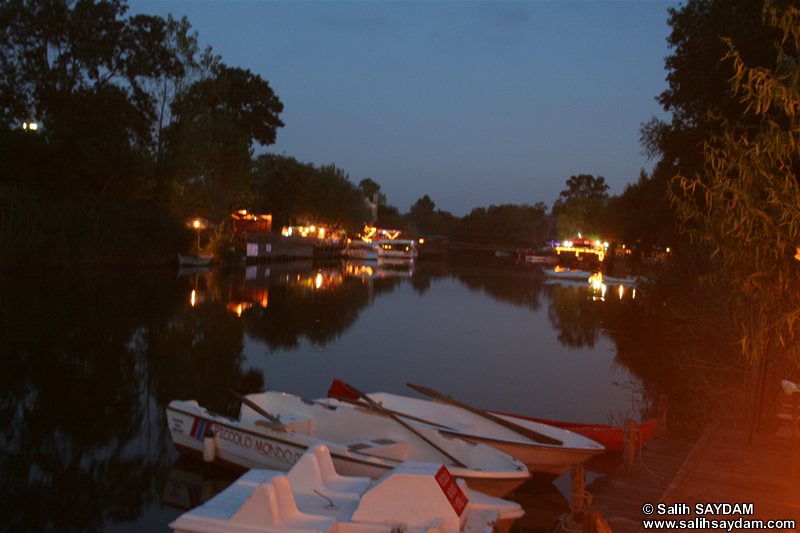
[524,255,559,265]
[178,253,214,266]
[376,239,417,261]
[544,267,592,281]
[342,240,380,261]
[598,273,649,286]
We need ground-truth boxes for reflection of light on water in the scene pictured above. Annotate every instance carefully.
[589,273,606,301]
[191,290,196,307]
[344,263,375,278]
[585,273,639,301]
[226,302,252,317]
[315,273,323,289]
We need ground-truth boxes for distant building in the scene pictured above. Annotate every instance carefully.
[230,210,273,260]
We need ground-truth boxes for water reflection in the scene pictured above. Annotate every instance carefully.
[0,260,662,532]
[1,270,181,532]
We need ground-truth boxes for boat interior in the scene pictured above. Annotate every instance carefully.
[242,391,423,462]
[240,391,504,467]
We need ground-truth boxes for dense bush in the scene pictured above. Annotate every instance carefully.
[0,186,191,268]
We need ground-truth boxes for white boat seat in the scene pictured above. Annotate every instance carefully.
[188,469,334,533]
[288,445,372,498]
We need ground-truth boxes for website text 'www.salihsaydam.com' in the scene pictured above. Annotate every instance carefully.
[641,502,797,530]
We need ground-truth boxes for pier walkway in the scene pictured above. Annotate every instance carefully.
[580,427,800,533]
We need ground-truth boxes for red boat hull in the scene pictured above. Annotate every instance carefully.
[489,412,658,452]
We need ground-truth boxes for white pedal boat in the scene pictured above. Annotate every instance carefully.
[170,444,524,533]
[166,390,529,497]
[322,383,605,477]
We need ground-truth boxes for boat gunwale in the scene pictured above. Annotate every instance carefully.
[436,427,603,453]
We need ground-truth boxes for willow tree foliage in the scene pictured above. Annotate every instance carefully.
[671,4,800,364]
[641,0,788,180]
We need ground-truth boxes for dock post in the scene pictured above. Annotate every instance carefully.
[570,464,586,521]
[583,508,613,533]
[623,419,637,474]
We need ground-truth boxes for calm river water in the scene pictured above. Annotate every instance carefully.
[1,255,663,533]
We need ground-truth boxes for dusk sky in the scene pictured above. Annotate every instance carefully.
[129,1,679,217]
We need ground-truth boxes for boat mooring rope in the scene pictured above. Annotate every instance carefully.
[555,486,593,533]
[555,426,664,532]
[632,426,665,486]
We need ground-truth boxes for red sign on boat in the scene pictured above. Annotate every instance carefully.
[434,465,468,516]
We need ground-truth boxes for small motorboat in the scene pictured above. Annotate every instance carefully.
[169,444,524,533]
[488,412,658,453]
[524,255,559,265]
[589,272,649,287]
[376,238,417,261]
[543,267,593,282]
[178,253,214,266]
[342,240,380,261]
[166,389,529,497]
[323,381,605,478]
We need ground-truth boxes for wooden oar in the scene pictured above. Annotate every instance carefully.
[330,395,456,430]
[344,383,467,468]
[406,383,563,446]
[228,389,289,432]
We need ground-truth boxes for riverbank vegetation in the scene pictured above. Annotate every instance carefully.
[626,1,800,438]
[0,185,190,268]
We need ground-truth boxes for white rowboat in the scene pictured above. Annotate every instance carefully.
[166,390,529,497]
[323,382,605,477]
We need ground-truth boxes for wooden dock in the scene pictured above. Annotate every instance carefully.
[574,426,800,533]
